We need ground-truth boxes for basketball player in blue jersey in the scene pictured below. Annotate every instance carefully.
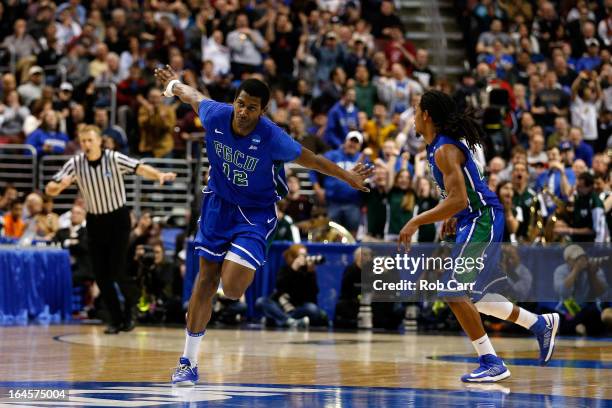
[398,90,559,383]
[154,66,373,386]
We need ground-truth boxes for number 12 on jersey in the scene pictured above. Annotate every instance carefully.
[223,162,248,186]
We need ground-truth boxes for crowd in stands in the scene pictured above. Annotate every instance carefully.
[0,0,611,334]
[453,0,612,246]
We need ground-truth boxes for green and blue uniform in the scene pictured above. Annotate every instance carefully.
[426,134,506,300]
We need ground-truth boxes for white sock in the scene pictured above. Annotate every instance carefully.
[475,294,538,330]
[514,307,538,330]
[472,334,497,357]
[182,329,205,366]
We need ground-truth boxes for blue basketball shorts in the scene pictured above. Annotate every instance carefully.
[194,189,278,270]
[438,206,508,301]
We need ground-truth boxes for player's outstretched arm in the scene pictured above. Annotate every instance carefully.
[154,65,209,112]
[294,147,372,192]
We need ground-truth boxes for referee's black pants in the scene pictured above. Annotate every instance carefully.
[86,206,137,327]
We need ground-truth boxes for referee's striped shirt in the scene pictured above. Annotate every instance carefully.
[52,149,141,215]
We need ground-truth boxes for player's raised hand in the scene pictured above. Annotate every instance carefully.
[346,162,373,192]
[154,65,179,89]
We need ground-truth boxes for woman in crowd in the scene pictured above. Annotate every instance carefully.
[385,169,416,241]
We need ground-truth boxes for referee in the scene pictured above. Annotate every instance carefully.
[45,125,176,334]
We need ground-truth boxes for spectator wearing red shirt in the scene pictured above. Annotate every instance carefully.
[384,25,416,70]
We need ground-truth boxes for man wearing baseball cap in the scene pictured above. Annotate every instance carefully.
[59,82,74,93]
[17,65,44,106]
[53,82,74,114]
[558,141,575,168]
[345,130,363,144]
[311,130,366,237]
[553,244,608,335]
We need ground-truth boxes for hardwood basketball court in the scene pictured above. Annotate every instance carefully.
[0,324,610,407]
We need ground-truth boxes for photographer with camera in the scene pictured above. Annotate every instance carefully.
[133,241,176,323]
[256,244,327,328]
[553,244,609,335]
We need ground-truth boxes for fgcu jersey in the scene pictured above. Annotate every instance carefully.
[426,134,502,222]
[198,99,302,207]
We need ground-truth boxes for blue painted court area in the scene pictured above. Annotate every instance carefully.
[432,355,612,369]
[0,381,610,407]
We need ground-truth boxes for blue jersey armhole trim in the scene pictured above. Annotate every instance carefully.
[436,134,472,164]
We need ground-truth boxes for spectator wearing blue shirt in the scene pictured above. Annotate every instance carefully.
[483,40,515,80]
[568,127,594,167]
[312,131,364,236]
[25,110,69,156]
[576,39,602,72]
[535,146,575,214]
[558,141,575,167]
[324,87,360,149]
[566,55,579,72]
[56,1,87,25]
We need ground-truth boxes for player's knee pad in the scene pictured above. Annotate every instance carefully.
[474,293,513,319]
